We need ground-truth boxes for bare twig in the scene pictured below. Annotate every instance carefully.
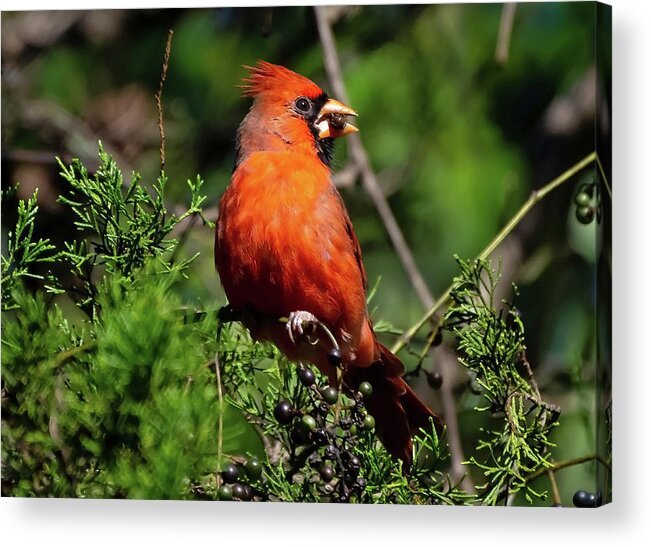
[4,148,72,165]
[315,7,434,310]
[332,162,359,189]
[155,29,174,173]
[495,3,517,65]
[20,98,133,174]
[314,5,472,491]
[436,348,468,483]
[547,469,562,505]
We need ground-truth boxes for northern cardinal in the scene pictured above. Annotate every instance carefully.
[215,61,443,466]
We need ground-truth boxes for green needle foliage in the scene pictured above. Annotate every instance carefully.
[217,321,469,504]
[2,145,559,504]
[1,188,61,309]
[54,143,211,316]
[444,256,560,504]
[2,146,224,498]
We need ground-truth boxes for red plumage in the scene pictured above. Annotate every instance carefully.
[215,61,443,467]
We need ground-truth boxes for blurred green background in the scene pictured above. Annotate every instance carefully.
[1,3,605,505]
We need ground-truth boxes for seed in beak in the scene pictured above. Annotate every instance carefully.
[316,112,359,139]
[328,113,347,130]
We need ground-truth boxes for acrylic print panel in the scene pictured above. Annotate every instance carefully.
[1,2,611,506]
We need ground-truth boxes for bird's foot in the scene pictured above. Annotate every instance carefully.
[286,310,319,345]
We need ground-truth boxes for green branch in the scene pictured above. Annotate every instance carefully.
[525,453,609,483]
[54,343,95,366]
[392,151,597,355]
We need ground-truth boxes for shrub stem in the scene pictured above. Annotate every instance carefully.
[392,151,597,354]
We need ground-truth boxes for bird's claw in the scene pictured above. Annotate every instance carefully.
[286,310,319,345]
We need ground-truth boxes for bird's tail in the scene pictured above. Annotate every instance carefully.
[346,342,444,470]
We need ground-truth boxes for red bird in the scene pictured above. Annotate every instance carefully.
[215,61,442,466]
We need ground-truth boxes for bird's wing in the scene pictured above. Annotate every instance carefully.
[333,187,368,292]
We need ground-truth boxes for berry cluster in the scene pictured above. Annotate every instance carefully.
[270,365,376,502]
[217,458,264,501]
[218,358,379,503]
[574,180,601,225]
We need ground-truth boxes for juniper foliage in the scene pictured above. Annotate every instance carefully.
[1,188,61,309]
[1,146,558,503]
[444,256,559,504]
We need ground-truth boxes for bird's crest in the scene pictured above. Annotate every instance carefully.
[240,61,324,100]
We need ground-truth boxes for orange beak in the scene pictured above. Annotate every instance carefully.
[316,98,358,139]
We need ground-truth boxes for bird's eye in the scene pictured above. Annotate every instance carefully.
[294,97,312,114]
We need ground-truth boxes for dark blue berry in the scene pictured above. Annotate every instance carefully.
[573,490,596,508]
[221,463,239,484]
[348,455,361,471]
[274,401,294,424]
[299,367,316,387]
[231,483,248,500]
[327,348,342,367]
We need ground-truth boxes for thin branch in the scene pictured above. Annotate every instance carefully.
[495,3,517,65]
[315,7,434,310]
[392,151,597,355]
[20,99,134,175]
[54,343,95,367]
[155,29,174,173]
[547,469,562,505]
[525,453,609,483]
[314,5,472,492]
[480,151,596,259]
[332,161,359,189]
[4,148,73,165]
